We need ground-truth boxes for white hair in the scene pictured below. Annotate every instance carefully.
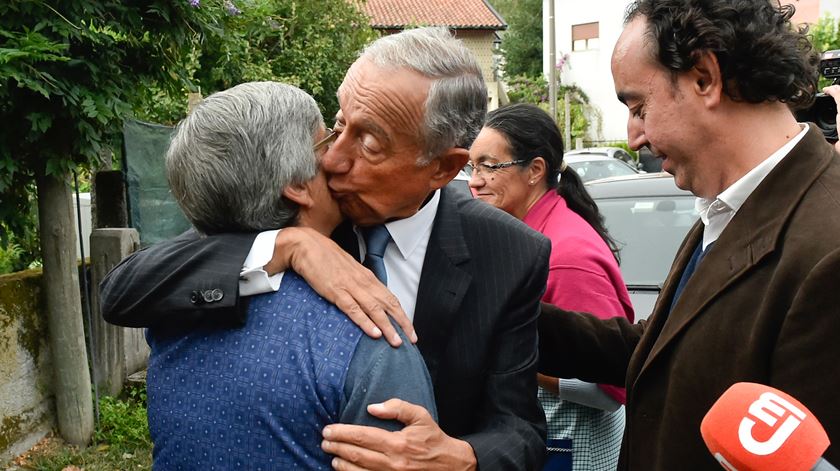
[166,81,323,234]
[361,27,487,164]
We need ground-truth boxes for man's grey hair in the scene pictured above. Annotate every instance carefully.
[361,27,487,164]
[166,81,323,234]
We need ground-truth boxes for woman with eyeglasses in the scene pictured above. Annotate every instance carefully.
[468,103,634,471]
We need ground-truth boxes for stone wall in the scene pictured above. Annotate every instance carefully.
[0,269,55,463]
[0,229,149,462]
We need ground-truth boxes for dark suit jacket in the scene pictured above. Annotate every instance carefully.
[538,124,840,470]
[102,185,551,470]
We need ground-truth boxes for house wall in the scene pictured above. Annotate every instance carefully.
[822,0,840,19]
[787,0,821,23]
[456,30,504,110]
[543,0,632,143]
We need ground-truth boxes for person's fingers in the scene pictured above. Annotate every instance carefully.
[333,289,383,340]
[333,265,412,346]
[361,291,415,345]
[383,299,417,344]
[330,456,372,471]
[366,399,431,425]
[322,424,395,452]
[323,439,384,471]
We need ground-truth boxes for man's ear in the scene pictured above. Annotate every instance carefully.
[429,147,469,190]
[282,183,314,209]
[690,49,723,108]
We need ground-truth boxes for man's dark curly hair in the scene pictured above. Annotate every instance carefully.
[625,0,820,108]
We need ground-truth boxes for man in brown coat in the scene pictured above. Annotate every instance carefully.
[539,0,840,469]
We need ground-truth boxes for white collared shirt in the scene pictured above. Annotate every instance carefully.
[237,190,441,322]
[354,189,440,322]
[695,124,808,250]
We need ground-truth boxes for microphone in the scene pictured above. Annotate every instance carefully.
[701,382,835,471]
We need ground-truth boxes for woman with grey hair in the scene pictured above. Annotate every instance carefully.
[145,81,436,470]
[165,81,340,236]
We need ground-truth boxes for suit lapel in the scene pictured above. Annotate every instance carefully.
[413,187,472,383]
[635,125,835,382]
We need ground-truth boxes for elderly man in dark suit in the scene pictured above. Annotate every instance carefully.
[539,1,840,469]
[102,27,550,470]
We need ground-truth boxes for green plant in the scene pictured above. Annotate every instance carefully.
[505,74,592,145]
[0,242,23,274]
[21,386,152,470]
[0,189,40,274]
[808,14,840,89]
[1,0,377,276]
[94,387,151,449]
[495,0,543,78]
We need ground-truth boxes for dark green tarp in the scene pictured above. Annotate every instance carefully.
[122,119,190,247]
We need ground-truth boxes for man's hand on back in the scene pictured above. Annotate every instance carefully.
[321,399,477,471]
[264,227,416,347]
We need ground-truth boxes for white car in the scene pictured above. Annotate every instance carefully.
[565,148,640,182]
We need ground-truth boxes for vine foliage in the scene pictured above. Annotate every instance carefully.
[0,0,376,272]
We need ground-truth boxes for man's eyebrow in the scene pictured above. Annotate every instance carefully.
[617,91,640,106]
[358,118,392,145]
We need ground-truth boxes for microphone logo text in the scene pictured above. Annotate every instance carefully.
[737,391,806,456]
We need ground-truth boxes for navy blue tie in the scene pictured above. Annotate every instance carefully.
[362,225,391,284]
[670,241,714,312]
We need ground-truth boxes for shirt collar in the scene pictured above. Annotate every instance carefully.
[696,123,808,222]
[354,189,441,260]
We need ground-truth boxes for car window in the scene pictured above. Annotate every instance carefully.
[596,195,698,286]
[568,160,638,182]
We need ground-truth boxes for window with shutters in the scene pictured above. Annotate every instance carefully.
[572,22,599,51]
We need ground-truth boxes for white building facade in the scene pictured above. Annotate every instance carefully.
[543,0,633,144]
[543,0,840,145]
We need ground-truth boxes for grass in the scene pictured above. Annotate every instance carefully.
[12,385,153,471]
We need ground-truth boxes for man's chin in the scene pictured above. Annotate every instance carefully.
[338,201,379,227]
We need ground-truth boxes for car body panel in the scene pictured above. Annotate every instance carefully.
[586,173,698,321]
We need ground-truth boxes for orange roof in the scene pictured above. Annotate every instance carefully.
[363,0,506,30]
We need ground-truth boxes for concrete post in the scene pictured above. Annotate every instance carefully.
[89,228,146,396]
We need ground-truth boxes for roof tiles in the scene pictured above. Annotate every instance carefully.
[363,0,506,30]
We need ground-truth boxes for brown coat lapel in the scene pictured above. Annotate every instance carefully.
[631,124,836,387]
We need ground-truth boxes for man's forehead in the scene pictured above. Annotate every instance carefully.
[333,60,430,133]
[614,17,651,64]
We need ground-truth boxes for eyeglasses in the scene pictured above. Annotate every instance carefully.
[464,159,528,178]
[313,128,337,152]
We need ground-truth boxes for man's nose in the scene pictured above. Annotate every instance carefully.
[626,119,648,151]
[321,135,352,174]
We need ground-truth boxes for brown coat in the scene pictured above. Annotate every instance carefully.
[539,125,840,470]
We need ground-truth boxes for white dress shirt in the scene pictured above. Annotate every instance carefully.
[237,190,441,322]
[695,124,808,250]
[354,189,440,322]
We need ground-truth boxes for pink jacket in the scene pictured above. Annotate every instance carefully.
[523,190,634,403]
